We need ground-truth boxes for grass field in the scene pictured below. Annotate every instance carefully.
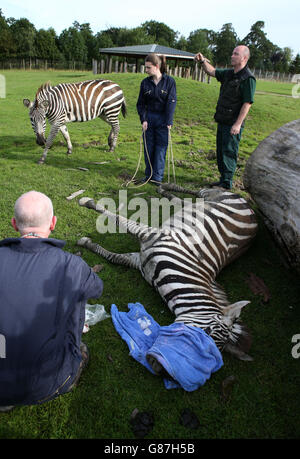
[0,70,300,440]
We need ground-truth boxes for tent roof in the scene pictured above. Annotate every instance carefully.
[99,44,195,60]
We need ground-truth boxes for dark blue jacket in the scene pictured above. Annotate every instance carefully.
[136,73,177,126]
[0,237,103,405]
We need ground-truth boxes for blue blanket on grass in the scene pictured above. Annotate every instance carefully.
[111,302,223,392]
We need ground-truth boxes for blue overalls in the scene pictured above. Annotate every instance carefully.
[137,74,177,182]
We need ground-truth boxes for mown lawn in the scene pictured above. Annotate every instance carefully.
[0,70,299,440]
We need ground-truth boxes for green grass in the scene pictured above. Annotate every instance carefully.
[0,71,300,439]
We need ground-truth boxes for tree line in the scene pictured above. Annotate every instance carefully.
[1,10,299,73]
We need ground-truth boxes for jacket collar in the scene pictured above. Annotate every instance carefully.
[0,237,66,250]
[148,72,167,84]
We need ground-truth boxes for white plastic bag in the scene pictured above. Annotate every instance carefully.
[83,304,110,333]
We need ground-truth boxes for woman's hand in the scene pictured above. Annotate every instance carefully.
[142,121,148,131]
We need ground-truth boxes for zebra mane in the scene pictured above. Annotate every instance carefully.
[36,81,51,98]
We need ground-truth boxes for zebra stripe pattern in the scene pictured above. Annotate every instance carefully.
[23,79,126,164]
[77,184,257,361]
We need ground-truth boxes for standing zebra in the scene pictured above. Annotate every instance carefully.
[23,79,126,164]
[77,184,257,371]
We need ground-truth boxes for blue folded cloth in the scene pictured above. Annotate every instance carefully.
[111,302,223,391]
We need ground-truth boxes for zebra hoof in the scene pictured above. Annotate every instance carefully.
[78,197,94,207]
[37,158,45,165]
[77,237,92,247]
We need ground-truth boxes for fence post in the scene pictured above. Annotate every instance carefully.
[100,59,105,74]
[92,59,98,74]
[108,57,112,73]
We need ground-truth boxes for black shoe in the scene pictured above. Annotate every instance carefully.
[210,180,222,187]
[212,184,232,191]
[134,177,149,185]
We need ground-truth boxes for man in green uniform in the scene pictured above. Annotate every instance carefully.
[195,45,256,189]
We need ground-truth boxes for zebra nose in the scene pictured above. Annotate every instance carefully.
[36,135,46,146]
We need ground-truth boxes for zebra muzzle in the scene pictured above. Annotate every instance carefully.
[36,134,46,146]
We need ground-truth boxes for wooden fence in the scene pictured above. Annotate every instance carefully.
[92,58,211,82]
[0,57,295,83]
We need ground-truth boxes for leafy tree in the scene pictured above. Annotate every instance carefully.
[9,17,36,60]
[270,47,293,73]
[95,30,115,49]
[214,23,238,66]
[175,35,188,51]
[242,21,277,70]
[73,21,97,61]
[121,27,154,46]
[0,9,15,59]
[58,26,87,62]
[35,28,62,60]
[186,29,215,61]
[289,54,300,74]
[141,20,178,47]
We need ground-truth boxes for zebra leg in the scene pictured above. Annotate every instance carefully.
[60,125,72,155]
[38,123,61,164]
[158,183,200,197]
[77,237,141,270]
[108,121,120,152]
[78,197,152,241]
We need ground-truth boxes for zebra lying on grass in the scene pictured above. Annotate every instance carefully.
[23,79,126,164]
[77,184,258,371]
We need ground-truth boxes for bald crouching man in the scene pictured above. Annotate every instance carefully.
[195,45,256,190]
[0,191,103,411]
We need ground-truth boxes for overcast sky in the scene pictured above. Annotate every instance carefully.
[2,0,300,56]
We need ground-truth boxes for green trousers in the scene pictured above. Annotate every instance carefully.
[216,124,244,189]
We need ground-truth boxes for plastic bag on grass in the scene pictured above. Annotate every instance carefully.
[83,304,110,333]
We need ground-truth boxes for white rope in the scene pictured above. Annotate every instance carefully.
[122,130,153,188]
[167,129,176,184]
[123,128,176,188]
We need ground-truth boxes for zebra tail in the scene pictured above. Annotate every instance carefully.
[121,100,127,118]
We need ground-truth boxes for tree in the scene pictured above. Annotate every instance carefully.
[214,23,238,66]
[95,30,115,50]
[9,17,36,61]
[0,9,15,59]
[289,54,300,74]
[35,28,62,61]
[186,29,216,61]
[175,35,188,51]
[141,20,178,47]
[242,21,277,70]
[270,47,293,73]
[58,26,87,62]
[73,21,97,61]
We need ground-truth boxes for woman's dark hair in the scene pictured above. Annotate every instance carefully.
[145,53,167,73]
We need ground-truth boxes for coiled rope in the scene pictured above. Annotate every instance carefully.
[123,128,176,188]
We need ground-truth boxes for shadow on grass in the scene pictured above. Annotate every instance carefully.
[0,135,137,179]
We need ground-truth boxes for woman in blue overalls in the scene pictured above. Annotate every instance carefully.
[136,53,177,184]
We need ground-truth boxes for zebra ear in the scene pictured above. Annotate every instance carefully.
[23,98,33,109]
[224,301,250,321]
